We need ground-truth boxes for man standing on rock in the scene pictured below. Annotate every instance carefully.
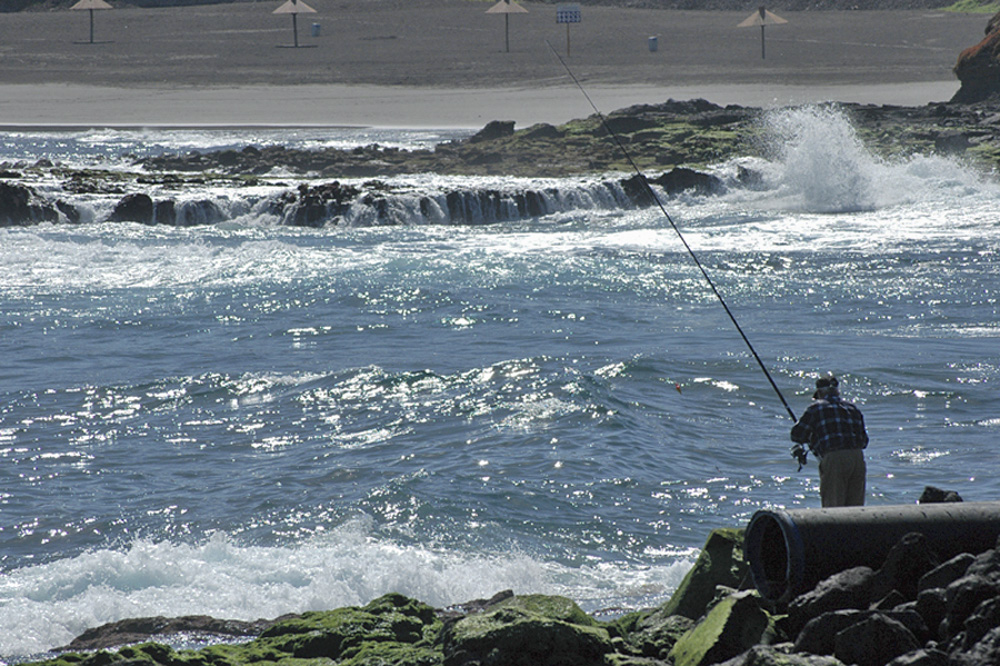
[791,374,868,507]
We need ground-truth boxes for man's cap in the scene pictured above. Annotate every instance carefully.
[813,374,839,399]
[816,375,838,389]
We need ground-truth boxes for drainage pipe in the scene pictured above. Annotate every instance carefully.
[745,501,1000,603]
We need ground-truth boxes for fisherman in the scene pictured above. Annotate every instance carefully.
[790,374,868,508]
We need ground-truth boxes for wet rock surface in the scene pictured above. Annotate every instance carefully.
[62,616,288,652]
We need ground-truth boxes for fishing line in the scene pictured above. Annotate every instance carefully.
[546,41,796,422]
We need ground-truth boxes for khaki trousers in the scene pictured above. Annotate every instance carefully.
[818,448,866,508]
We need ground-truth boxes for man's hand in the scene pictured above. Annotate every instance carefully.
[791,443,807,471]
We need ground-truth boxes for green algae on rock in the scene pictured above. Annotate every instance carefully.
[668,591,771,666]
[441,595,613,666]
[659,528,749,621]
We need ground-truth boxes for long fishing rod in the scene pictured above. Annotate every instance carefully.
[546,41,797,422]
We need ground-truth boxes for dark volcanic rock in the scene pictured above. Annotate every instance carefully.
[109,193,155,224]
[652,167,724,196]
[872,531,940,602]
[915,587,948,639]
[919,553,976,594]
[786,566,877,636]
[469,120,515,143]
[942,573,1000,641]
[919,486,964,503]
[795,609,927,657]
[0,180,67,226]
[154,199,176,226]
[834,613,920,666]
[62,615,284,651]
[281,181,362,227]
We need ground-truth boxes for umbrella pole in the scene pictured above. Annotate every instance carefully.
[293,13,299,47]
[505,14,509,53]
[89,8,95,44]
[760,25,765,59]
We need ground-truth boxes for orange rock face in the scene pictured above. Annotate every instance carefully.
[952,11,1000,103]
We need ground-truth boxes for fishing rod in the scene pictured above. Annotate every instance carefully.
[546,41,797,423]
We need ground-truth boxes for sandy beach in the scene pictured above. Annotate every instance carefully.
[0,1,989,128]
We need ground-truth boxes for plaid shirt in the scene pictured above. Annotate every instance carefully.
[791,395,868,458]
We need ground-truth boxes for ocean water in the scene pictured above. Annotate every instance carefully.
[1,106,998,662]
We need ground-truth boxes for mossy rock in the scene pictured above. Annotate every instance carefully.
[338,642,443,666]
[258,593,440,660]
[611,608,696,660]
[490,594,600,627]
[659,528,749,621]
[442,594,612,666]
[668,591,769,666]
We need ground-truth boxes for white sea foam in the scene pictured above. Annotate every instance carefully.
[742,105,997,214]
[0,520,694,660]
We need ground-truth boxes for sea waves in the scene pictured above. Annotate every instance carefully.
[0,521,695,660]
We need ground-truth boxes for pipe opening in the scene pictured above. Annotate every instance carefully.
[746,511,794,602]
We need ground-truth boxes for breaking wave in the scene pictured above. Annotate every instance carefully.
[743,105,993,213]
[0,522,694,660]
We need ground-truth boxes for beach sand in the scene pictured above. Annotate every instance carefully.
[0,1,988,128]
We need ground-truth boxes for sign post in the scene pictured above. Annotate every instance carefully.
[556,4,581,57]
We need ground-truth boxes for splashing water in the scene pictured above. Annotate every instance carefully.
[753,105,990,214]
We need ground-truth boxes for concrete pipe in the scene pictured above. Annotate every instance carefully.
[745,501,1000,603]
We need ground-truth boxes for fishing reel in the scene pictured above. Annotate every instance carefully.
[791,443,808,472]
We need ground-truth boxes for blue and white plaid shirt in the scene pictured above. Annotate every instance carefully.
[791,394,868,458]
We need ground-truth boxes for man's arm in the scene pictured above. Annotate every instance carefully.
[790,409,812,444]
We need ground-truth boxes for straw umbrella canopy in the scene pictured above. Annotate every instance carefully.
[738,6,787,60]
[486,0,528,53]
[274,0,317,48]
[70,0,112,44]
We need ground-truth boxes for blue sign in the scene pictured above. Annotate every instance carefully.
[556,4,581,23]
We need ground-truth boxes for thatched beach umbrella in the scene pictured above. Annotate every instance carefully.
[274,0,317,48]
[486,0,528,54]
[738,6,787,60]
[70,0,112,45]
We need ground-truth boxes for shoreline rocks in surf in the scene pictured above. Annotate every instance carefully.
[3,98,1000,228]
[26,495,1000,666]
[0,167,728,229]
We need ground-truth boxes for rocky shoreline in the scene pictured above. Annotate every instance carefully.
[137,99,1000,179]
[3,97,1000,229]
[21,495,1000,666]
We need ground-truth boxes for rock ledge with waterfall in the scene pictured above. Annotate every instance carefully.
[2,98,1000,229]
